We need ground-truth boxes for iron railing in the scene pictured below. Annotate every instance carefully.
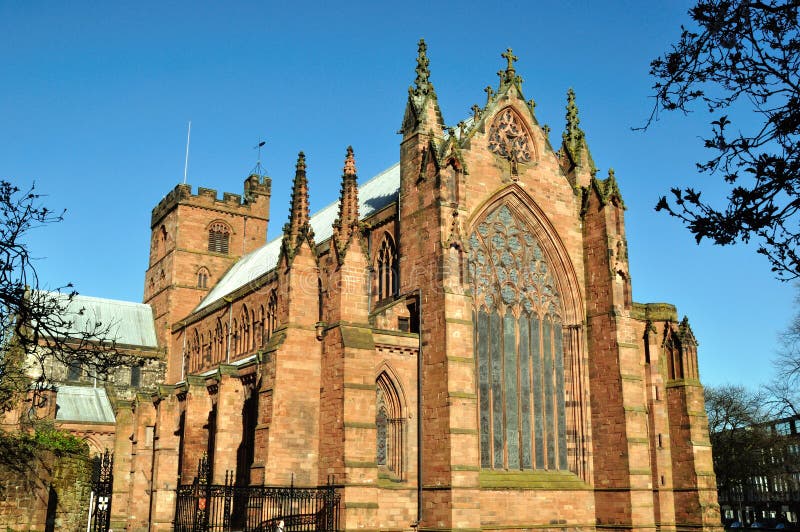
[175,459,340,532]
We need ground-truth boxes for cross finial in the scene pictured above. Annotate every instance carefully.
[484,86,494,104]
[502,48,518,75]
[471,104,481,121]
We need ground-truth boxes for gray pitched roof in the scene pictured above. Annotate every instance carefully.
[55,385,115,424]
[40,291,158,348]
[197,163,400,311]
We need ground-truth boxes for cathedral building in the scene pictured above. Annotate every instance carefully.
[77,41,720,531]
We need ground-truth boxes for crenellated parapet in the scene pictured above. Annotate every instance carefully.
[151,175,271,229]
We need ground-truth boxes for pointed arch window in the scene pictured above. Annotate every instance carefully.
[197,267,210,289]
[377,234,398,301]
[250,309,258,350]
[239,306,249,355]
[231,319,238,354]
[376,372,405,479]
[208,222,231,255]
[264,290,277,346]
[468,204,568,471]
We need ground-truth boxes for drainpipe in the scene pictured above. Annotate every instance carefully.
[180,327,187,381]
[367,231,372,314]
[226,302,233,364]
[400,288,423,529]
[415,289,422,527]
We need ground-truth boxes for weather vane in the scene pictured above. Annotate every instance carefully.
[252,139,267,176]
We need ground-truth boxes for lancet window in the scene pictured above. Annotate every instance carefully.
[239,306,249,356]
[208,222,231,255]
[376,372,405,479]
[264,291,277,346]
[377,234,398,301]
[468,204,568,471]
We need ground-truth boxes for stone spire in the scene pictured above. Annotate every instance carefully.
[281,151,314,261]
[333,146,360,262]
[413,38,433,97]
[401,38,445,137]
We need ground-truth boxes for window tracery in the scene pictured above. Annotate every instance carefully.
[488,108,532,174]
[376,372,405,479]
[468,204,567,471]
[377,235,398,301]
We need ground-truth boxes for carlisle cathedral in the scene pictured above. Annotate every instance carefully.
[23,42,722,531]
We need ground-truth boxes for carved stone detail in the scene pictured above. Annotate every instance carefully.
[488,109,532,174]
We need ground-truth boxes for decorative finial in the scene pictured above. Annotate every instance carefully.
[484,86,494,105]
[343,145,356,176]
[413,38,432,96]
[562,88,587,164]
[282,150,314,261]
[471,104,481,121]
[565,88,580,134]
[333,146,360,263]
[502,48,518,77]
[607,167,615,180]
[527,98,536,110]
[543,124,551,136]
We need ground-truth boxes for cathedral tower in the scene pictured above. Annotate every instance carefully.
[144,173,270,366]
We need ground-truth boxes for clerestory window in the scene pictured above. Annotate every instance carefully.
[377,234,398,301]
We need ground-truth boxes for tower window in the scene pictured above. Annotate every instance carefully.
[208,222,230,254]
[197,268,210,289]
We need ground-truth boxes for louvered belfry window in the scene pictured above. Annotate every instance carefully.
[468,204,567,471]
[208,222,230,254]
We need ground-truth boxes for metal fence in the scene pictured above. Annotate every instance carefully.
[175,464,340,532]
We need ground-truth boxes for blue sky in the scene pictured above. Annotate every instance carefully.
[0,1,791,389]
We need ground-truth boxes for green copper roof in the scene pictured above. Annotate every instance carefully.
[39,291,158,348]
[55,385,115,424]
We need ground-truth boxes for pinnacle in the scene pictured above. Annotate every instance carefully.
[343,145,357,177]
[562,88,593,174]
[413,38,433,96]
[334,146,360,262]
[286,151,310,237]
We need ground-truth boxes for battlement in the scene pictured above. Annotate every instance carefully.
[151,174,271,228]
[631,302,678,322]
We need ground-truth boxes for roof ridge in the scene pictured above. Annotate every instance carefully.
[195,162,401,312]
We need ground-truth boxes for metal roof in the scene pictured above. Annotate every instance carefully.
[40,291,158,348]
[55,385,115,424]
[197,162,400,311]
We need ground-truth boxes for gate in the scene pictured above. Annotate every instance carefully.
[175,454,340,532]
[89,449,113,532]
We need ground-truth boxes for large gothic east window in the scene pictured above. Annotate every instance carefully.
[468,204,568,471]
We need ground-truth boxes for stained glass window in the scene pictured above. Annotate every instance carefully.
[468,204,567,471]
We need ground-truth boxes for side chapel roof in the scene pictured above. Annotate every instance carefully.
[55,384,116,424]
[38,291,158,348]
[196,162,401,311]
